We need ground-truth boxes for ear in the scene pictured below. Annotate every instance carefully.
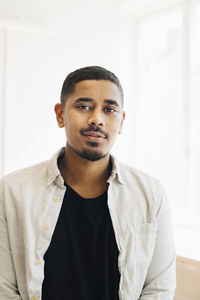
[118,111,126,134]
[54,103,64,128]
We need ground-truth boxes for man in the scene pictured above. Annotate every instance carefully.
[0,66,176,300]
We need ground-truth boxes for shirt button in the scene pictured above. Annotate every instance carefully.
[32,297,39,300]
[35,259,42,265]
[57,177,62,184]
[53,196,60,202]
[43,225,50,232]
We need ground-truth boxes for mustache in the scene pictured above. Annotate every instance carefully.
[80,126,108,138]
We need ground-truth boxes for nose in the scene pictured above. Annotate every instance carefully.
[88,109,105,127]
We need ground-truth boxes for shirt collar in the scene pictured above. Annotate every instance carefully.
[47,147,65,187]
[47,147,125,186]
[107,155,125,185]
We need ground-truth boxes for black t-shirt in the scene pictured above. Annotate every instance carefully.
[42,183,120,300]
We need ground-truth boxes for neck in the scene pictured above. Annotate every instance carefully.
[58,144,112,190]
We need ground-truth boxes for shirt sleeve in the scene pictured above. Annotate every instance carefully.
[139,183,176,300]
[0,179,22,299]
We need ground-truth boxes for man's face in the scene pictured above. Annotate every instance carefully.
[55,79,125,161]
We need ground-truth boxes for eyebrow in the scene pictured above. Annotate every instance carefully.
[104,99,120,107]
[75,97,120,107]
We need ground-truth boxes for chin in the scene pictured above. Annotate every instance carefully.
[79,149,107,162]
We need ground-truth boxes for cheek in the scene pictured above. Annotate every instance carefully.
[107,120,122,138]
[64,114,85,138]
[64,113,77,130]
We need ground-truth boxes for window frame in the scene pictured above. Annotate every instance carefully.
[132,0,200,230]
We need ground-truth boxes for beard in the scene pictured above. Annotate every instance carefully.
[79,149,107,161]
[72,141,107,162]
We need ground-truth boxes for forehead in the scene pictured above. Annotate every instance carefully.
[70,80,122,104]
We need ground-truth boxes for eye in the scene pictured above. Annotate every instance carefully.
[104,107,116,113]
[77,105,91,111]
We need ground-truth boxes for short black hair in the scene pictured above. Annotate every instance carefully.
[60,66,124,107]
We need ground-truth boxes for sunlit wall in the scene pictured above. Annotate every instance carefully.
[0,0,135,176]
[0,0,200,258]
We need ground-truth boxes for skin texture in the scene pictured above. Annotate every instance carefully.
[54,79,125,198]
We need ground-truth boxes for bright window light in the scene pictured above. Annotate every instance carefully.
[134,1,200,229]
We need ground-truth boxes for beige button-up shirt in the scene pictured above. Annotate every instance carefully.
[0,148,176,300]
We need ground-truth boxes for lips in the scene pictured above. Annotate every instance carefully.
[82,131,106,138]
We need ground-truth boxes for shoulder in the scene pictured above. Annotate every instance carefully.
[115,159,166,208]
[117,159,162,191]
[0,148,63,190]
[0,160,49,190]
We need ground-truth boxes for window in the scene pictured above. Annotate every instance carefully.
[133,0,200,230]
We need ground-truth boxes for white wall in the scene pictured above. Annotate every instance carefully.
[0,0,136,176]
